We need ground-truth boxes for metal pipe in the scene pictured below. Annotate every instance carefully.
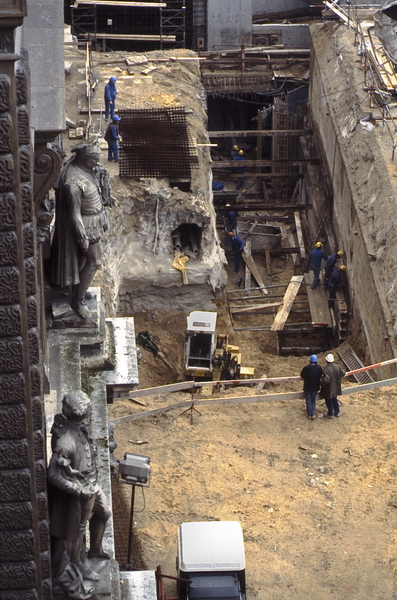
[172,231,181,250]
[188,227,199,255]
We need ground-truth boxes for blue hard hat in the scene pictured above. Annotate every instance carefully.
[109,76,116,83]
[112,115,121,121]
[309,354,318,363]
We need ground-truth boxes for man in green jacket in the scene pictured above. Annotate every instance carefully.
[321,353,345,418]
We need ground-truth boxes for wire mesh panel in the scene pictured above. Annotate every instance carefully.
[118,107,199,178]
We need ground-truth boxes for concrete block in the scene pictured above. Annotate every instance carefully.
[120,571,157,600]
[207,0,252,50]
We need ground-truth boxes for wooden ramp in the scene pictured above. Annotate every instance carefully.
[303,273,332,327]
[271,275,304,331]
[242,251,269,295]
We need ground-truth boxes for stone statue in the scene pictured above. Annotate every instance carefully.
[47,390,112,599]
[51,137,114,320]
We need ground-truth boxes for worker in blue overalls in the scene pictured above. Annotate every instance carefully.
[228,231,245,273]
[104,76,117,120]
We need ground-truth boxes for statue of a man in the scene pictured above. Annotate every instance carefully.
[47,391,111,598]
[51,138,114,319]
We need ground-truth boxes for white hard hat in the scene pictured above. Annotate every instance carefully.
[326,353,335,363]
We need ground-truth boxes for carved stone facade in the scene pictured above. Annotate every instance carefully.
[0,5,52,598]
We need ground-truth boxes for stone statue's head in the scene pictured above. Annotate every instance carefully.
[62,390,91,420]
[72,137,101,169]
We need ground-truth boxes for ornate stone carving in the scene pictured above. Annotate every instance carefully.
[35,460,46,493]
[0,373,25,404]
[17,107,29,145]
[34,146,61,211]
[37,493,48,521]
[0,266,20,304]
[0,305,21,336]
[19,145,31,183]
[32,396,43,430]
[0,114,12,153]
[25,257,36,296]
[28,330,40,364]
[23,223,34,258]
[30,366,41,396]
[1,469,31,503]
[0,502,32,531]
[21,183,32,222]
[0,439,28,467]
[0,29,14,54]
[34,431,45,460]
[0,193,16,230]
[0,75,11,112]
[0,155,15,193]
[27,296,38,328]
[16,67,28,106]
[39,522,50,552]
[0,530,34,561]
[0,405,26,438]
[0,561,36,589]
[0,231,18,266]
[0,339,24,372]
[0,591,37,600]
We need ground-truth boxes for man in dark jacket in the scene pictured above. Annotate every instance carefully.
[320,353,346,418]
[105,114,121,160]
[104,76,117,119]
[228,231,245,273]
[324,250,343,290]
[328,264,346,308]
[300,354,323,419]
[310,241,327,289]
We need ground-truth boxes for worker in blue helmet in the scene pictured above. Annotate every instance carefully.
[300,354,323,419]
[104,115,121,161]
[104,76,117,120]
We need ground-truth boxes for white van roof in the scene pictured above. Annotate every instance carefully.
[186,311,217,333]
[178,521,246,572]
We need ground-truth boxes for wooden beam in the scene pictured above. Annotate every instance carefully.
[81,33,176,41]
[208,129,313,138]
[215,203,311,211]
[303,273,332,327]
[242,252,269,295]
[244,240,251,294]
[294,211,306,259]
[231,302,281,314]
[212,159,320,167]
[75,0,166,5]
[271,275,304,331]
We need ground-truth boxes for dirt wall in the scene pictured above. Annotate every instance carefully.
[310,22,397,376]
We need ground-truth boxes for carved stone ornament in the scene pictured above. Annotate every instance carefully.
[0,75,11,112]
[0,28,14,54]
[0,114,12,153]
[34,145,62,210]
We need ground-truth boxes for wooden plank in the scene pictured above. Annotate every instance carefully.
[129,381,194,398]
[294,211,306,259]
[208,129,313,138]
[111,377,397,424]
[75,0,166,6]
[244,240,251,294]
[231,302,281,314]
[303,273,332,326]
[287,229,299,266]
[88,33,176,40]
[242,252,269,295]
[271,275,304,331]
[212,159,320,168]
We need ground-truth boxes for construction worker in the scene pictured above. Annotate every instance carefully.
[310,241,327,289]
[320,353,345,418]
[233,149,246,190]
[105,115,121,161]
[300,354,323,420]
[324,250,343,290]
[230,144,240,160]
[328,264,346,309]
[220,203,237,244]
[228,231,245,273]
[104,76,117,120]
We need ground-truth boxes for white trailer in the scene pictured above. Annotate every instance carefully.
[177,521,246,600]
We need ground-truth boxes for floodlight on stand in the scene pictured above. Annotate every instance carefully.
[119,452,151,486]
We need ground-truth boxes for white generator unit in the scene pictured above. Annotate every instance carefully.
[177,521,246,600]
[185,311,217,377]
